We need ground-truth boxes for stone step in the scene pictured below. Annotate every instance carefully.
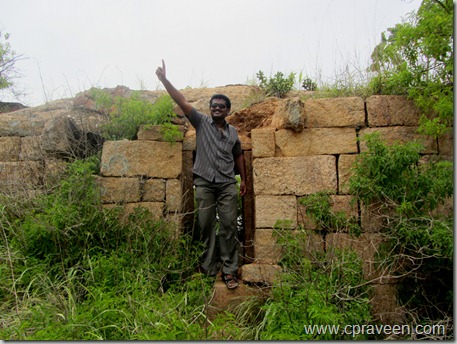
[207,278,269,320]
[206,263,282,320]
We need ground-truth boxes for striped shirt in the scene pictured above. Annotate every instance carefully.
[188,107,242,183]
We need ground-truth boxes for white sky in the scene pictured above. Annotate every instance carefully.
[1,0,421,106]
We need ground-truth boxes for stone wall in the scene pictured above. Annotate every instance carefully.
[97,126,187,237]
[0,90,453,324]
[241,95,453,324]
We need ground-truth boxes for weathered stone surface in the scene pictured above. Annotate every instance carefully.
[275,128,358,156]
[20,136,43,161]
[253,156,337,195]
[39,115,103,159]
[208,280,268,320]
[326,232,385,280]
[137,124,185,142]
[338,154,358,194]
[96,177,140,203]
[182,128,196,151]
[438,131,453,156]
[0,161,42,189]
[298,195,358,231]
[227,97,277,136]
[254,228,282,263]
[360,202,396,233]
[255,195,297,229]
[0,137,21,161]
[241,263,282,284]
[366,95,422,127]
[370,284,405,325]
[180,85,254,114]
[271,97,305,131]
[251,128,275,158]
[43,159,67,185]
[166,178,182,212]
[0,101,27,113]
[142,178,166,202]
[100,140,182,178]
[305,97,365,128]
[359,127,437,154]
[0,99,106,137]
[238,133,252,151]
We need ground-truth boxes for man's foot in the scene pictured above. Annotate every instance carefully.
[222,274,239,289]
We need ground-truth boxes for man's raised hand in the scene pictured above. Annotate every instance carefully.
[156,59,166,82]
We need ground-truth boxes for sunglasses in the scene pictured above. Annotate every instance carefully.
[210,103,227,110]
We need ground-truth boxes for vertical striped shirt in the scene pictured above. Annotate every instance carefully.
[188,107,242,183]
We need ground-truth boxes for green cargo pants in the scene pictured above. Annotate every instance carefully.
[194,175,239,276]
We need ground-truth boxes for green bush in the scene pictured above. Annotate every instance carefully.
[348,132,453,333]
[256,70,295,98]
[0,157,219,340]
[90,88,183,142]
[255,229,372,340]
[369,0,453,138]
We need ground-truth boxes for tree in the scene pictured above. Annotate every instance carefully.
[0,31,25,99]
[369,0,453,138]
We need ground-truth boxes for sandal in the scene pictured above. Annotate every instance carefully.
[222,274,239,289]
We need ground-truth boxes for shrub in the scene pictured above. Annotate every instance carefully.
[254,229,372,340]
[256,70,295,98]
[348,132,453,336]
[369,0,453,138]
[90,88,183,142]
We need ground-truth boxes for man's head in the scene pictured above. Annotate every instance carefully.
[210,94,231,110]
[209,94,231,121]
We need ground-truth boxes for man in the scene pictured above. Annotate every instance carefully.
[156,60,246,289]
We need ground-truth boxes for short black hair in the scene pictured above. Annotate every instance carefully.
[210,94,231,110]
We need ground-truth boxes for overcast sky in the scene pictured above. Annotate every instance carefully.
[1,0,421,106]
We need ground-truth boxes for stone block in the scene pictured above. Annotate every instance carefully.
[251,128,275,158]
[239,133,252,151]
[366,95,422,127]
[255,195,297,228]
[100,140,182,178]
[241,263,282,284]
[208,280,268,320]
[166,178,182,212]
[297,195,358,231]
[360,202,396,233]
[271,97,305,131]
[438,131,453,156]
[305,97,365,128]
[20,136,43,161]
[142,178,166,202]
[0,137,21,161]
[254,228,282,264]
[359,127,437,154]
[253,156,337,195]
[182,128,196,151]
[369,284,405,325]
[43,159,67,186]
[137,124,185,142]
[275,128,358,156]
[0,161,42,189]
[326,232,385,281]
[338,154,358,194]
[96,176,141,203]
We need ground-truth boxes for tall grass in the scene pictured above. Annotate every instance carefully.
[0,156,226,340]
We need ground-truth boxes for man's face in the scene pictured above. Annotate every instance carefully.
[210,99,230,120]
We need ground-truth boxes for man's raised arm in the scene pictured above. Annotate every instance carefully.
[156,59,193,115]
